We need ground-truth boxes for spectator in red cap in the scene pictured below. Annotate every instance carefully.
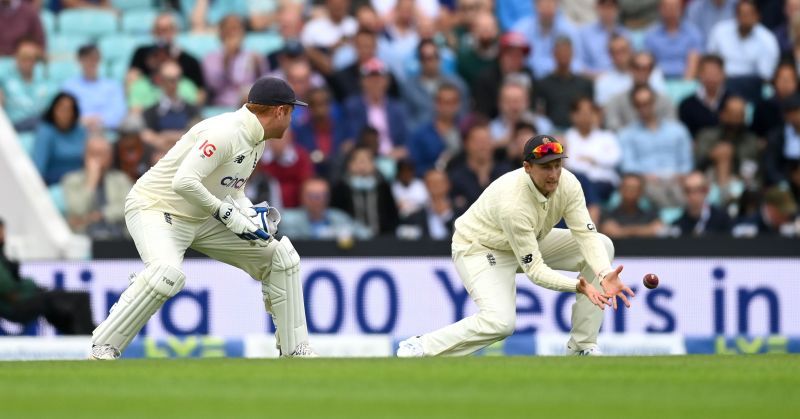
[343,57,409,160]
[331,29,400,102]
[472,31,536,119]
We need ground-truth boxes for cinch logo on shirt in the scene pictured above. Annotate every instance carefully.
[221,176,248,189]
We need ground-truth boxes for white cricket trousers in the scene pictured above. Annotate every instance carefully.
[419,229,614,356]
[123,192,278,287]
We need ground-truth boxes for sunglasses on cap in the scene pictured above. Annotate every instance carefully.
[528,142,564,160]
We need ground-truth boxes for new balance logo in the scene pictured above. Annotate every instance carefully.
[486,253,496,266]
[521,254,533,264]
[234,155,245,164]
[164,213,172,225]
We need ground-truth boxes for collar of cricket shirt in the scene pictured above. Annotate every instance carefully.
[523,169,549,208]
[239,105,266,145]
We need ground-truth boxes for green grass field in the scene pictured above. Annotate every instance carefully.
[1,356,798,419]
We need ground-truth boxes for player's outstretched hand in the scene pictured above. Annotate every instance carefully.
[600,265,635,310]
[576,277,610,310]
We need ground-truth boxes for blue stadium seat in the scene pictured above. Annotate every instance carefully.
[17,132,36,159]
[48,184,67,215]
[659,207,684,225]
[176,33,221,60]
[103,59,130,82]
[47,34,89,61]
[0,57,15,82]
[243,32,284,56]
[98,34,151,65]
[57,9,119,38]
[121,9,158,35]
[40,10,56,36]
[112,0,156,11]
[46,59,82,85]
[664,79,699,105]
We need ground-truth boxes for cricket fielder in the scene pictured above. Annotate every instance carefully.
[397,135,634,357]
[90,77,315,359]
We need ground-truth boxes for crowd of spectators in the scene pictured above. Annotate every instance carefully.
[2,0,800,242]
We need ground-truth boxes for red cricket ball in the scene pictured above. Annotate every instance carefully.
[643,273,659,289]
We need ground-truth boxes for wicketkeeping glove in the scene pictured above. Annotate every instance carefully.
[250,201,281,236]
[215,196,270,242]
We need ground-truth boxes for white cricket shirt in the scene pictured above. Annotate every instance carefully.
[453,168,612,292]
[131,106,265,221]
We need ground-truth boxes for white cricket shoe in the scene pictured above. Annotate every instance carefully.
[89,344,120,360]
[567,345,603,356]
[396,336,425,357]
[289,342,319,357]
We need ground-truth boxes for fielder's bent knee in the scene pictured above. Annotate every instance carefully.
[479,311,516,338]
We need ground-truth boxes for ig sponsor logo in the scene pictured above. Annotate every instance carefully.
[199,140,216,157]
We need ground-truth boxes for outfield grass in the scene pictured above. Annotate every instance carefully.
[1,355,798,419]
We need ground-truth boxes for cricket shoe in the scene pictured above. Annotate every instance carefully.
[289,342,319,357]
[89,344,120,360]
[567,345,603,356]
[396,336,425,357]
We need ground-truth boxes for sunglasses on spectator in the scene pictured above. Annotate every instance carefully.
[529,142,564,160]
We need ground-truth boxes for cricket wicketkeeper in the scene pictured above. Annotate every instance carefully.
[90,77,316,359]
[398,135,634,357]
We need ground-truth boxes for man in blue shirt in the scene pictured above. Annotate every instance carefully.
[619,84,693,208]
[408,83,462,176]
[687,0,736,43]
[579,0,629,76]
[63,45,127,131]
[280,178,373,240]
[0,40,54,132]
[513,0,584,79]
[644,0,703,80]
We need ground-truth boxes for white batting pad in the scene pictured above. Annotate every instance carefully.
[92,264,185,352]
[262,236,308,355]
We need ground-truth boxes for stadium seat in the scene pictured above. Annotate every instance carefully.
[103,59,130,82]
[112,0,156,11]
[46,59,82,85]
[17,132,36,159]
[47,34,89,61]
[98,34,151,65]
[121,9,158,35]
[40,9,56,36]
[201,106,236,119]
[176,33,221,60]
[0,57,15,82]
[664,79,699,105]
[48,184,67,215]
[659,207,684,225]
[243,32,284,56]
[57,9,119,38]
[628,29,647,51]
